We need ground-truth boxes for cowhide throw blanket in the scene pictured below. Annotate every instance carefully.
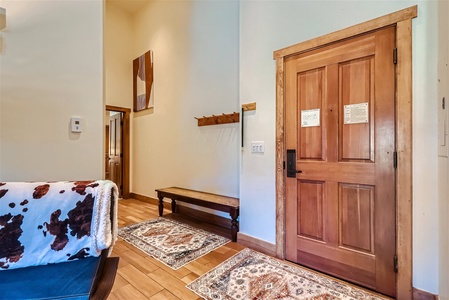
[0,180,118,270]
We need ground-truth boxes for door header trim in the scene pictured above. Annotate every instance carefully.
[273,5,417,59]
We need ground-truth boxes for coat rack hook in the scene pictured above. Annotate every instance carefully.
[195,111,241,126]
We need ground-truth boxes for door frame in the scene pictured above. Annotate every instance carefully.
[273,6,417,299]
[106,105,131,199]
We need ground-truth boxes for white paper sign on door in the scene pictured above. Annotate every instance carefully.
[344,102,369,124]
[301,108,320,127]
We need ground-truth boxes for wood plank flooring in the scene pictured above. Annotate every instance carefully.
[107,198,245,300]
[108,198,391,300]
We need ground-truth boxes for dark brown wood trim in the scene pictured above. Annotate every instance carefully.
[105,105,131,199]
[129,192,233,230]
[413,288,439,300]
[130,192,168,207]
[91,257,119,300]
[106,105,131,113]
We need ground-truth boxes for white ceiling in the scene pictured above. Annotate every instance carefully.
[107,0,150,15]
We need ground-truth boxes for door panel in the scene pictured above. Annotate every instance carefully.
[339,184,373,253]
[109,113,122,198]
[339,57,374,161]
[298,68,325,160]
[285,26,396,296]
[298,180,324,241]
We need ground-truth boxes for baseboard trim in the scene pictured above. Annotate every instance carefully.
[130,192,169,208]
[237,232,276,257]
[413,288,439,300]
[130,192,232,230]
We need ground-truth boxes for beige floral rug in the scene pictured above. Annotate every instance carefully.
[118,217,230,269]
[187,248,390,300]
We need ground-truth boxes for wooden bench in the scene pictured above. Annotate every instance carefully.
[155,187,239,242]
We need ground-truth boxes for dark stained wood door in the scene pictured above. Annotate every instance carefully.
[285,26,396,296]
[109,112,122,198]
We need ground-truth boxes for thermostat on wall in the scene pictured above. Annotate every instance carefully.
[71,117,82,133]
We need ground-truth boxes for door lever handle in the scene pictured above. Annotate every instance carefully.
[287,149,297,178]
[296,170,302,173]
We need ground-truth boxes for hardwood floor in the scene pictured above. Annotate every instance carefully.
[108,198,392,300]
[107,198,245,300]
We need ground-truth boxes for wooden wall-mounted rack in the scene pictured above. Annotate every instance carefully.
[194,102,256,127]
[195,112,240,126]
[242,102,256,112]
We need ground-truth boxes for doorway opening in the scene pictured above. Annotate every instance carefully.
[105,105,131,199]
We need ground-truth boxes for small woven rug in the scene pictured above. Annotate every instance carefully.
[118,217,230,270]
[187,248,390,300]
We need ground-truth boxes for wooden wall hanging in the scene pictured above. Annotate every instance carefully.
[195,112,239,126]
[133,50,154,112]
[194,103,256,127]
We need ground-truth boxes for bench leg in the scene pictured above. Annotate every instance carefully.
[158,196,164,216]
[230,209,239,242]
[171,199,177,213]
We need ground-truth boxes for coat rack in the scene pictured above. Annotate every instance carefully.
[194,112,240,126]
[194,102,256,127]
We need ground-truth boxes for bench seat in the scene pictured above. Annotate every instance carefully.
[155,187,239,242]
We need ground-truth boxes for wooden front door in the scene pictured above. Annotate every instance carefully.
[109,112,123,198]
[285,26,396,296]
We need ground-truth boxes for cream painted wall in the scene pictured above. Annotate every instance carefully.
[130,1,239,200]
[104,1,135,185]
[0,0,103,181]
[239,0,441,295]
[105,2,133,110]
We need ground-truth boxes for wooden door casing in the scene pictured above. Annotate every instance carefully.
[106,105,131,199]
[105,125,110,180]
[285,27,396,296]
[109,112,123,198]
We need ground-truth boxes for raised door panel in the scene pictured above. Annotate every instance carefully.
[297,180,324,241]
[298,68,325,160]
[339,57,375,162]
[339,183,374,253]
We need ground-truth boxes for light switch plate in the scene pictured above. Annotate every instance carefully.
[251,141,265,153]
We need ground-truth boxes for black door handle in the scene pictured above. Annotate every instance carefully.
[287,150,297,178]
[287,150,303,177]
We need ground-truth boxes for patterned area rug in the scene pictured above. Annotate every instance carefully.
[187,248,390,300]
[118,217,230,269]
